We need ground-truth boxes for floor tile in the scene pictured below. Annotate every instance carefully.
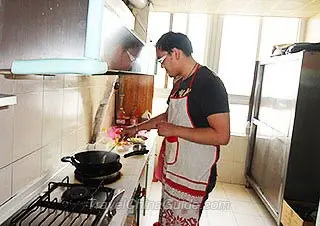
[224,188,254,202]
[207,209,238,226]
[262,215,277,226]
[230,200,260,216]
[234,213,265,226]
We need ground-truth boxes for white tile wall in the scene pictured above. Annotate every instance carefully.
[78,87,93,128]
[62,88,79,135]
[218,135,248,185]
[13,92,43,161]
[217,160,234,183]
[42,90,63,146]
[0,165,12,205]
[41,140,62,175]
[0,74,118,209]
[61,131,77,156]
[0,75,14,94]
[14,75,43,94]
[305,18,320,42]
[43,75,64,90]
[76,126,91,150]
[0,107,14,168]
[12,150,41,195]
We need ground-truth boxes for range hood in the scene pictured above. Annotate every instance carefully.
[0,0,147,75]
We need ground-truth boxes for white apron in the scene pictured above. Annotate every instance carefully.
[158,64,219,226]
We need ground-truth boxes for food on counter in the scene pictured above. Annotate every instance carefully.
[137,135,148,140]
[115,140,132,152]
[117,140,131,146]
[129,137,145,144]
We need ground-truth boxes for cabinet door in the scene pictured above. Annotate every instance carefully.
[116,74,154,120]
[250,120,288,214]
[258,60,301,135]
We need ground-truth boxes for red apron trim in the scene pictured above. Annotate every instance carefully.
[188,64,200,89]
[166,136,178,143]
[165,178,207,197]
[169,64,200,100]
[166,171,208,185]
[164,190,202,206]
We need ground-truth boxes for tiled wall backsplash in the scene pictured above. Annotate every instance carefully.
[0,74,117,206]
[218,135,248,184]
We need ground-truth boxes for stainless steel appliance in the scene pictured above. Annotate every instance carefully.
[1,177,125,226]
[246,51,320,225]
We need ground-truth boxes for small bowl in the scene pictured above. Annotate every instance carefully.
[116,144,131,153]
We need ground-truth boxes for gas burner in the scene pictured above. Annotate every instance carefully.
[61,186,91,202]
[74,169,121,185]
[6,176,125,226]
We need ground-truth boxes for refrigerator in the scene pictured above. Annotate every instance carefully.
[246,51,320,225]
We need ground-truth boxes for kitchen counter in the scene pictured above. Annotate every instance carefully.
[54,129,157,226]
[0,129,158,226]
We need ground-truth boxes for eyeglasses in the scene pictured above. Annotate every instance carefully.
[126,50,136,62]
[157,54,167,64]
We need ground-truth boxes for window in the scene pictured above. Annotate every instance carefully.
[147,12,302,135]
[218,16,301,135]
[218,16,260,96]
[188,14,208,64]
[172,13,188,33]
[259,17,300,60]
[147,12,171,89]
[147,12,208,90]
[218,15,260,134]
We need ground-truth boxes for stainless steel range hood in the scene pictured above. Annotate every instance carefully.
[0,0,147,75]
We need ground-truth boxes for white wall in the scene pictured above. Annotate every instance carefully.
[305,16,320,42]
[0,74,117,206]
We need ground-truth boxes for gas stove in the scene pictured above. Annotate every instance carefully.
[2,176,124,226]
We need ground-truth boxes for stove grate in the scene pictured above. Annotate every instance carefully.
[6,176,123,226]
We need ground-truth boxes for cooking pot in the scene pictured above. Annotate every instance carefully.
[61,150,121,175]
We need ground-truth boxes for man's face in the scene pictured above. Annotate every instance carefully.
[156,48,179,77]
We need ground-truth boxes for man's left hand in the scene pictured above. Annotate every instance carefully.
[156,121,176,137]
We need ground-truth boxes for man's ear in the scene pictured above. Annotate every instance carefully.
[171,48,181,60]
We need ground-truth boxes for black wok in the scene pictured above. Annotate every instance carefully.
[61,150,121,175]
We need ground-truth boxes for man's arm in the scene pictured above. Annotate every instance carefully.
[137,110,168,131]
[121,110,168,137]
[156,112,230,145]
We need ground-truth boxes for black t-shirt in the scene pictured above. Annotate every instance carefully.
[168,66,229,128]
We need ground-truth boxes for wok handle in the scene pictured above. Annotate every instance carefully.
[61,156,73,163]
[123,149,149,158]
[61,156,79,166]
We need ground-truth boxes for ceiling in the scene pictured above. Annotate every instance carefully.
[150,0,320,18]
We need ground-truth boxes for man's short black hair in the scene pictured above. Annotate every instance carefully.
[156,32,193,56]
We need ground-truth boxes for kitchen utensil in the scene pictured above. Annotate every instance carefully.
[108,143,118,152]
[133,144,146,151]
[61,151,121,175]
[123,149,149,158]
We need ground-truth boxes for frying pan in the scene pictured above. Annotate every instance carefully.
[61,150,121,175]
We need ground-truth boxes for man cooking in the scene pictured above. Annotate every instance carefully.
[121,31,230,225]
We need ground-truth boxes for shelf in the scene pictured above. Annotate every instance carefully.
[0,94,17,107]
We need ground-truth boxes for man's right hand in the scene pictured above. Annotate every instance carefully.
[120,125,138,140]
